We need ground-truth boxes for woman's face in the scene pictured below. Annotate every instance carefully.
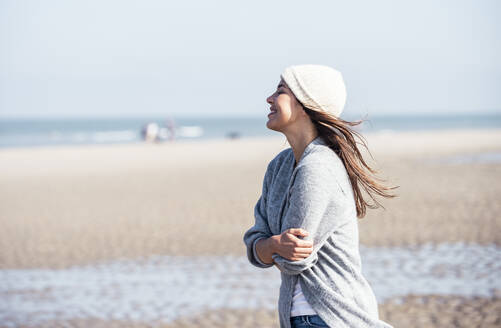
[266,79,305,132]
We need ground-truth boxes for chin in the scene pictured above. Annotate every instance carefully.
[266,119,279,132]
[266,121,282,132]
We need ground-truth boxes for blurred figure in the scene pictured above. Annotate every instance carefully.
[226,131,241,140]
[165,118,176,141]
[141,119,177,143]
[141,122,160,143]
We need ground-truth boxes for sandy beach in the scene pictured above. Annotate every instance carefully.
[1,128,501,327]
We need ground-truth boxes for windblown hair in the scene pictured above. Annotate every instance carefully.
[302,106,399,219]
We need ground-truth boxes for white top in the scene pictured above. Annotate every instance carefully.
[290,280,317,317]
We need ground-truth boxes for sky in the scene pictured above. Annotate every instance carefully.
[0,0,500,119]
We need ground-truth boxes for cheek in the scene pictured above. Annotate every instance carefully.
[276,97,293,119]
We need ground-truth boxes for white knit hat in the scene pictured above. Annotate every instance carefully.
[280,64,347,118]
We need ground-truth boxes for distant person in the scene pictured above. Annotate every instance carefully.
[152,118,176,142]
[226,131,241,140]
[243,65,398,328]
[165,118,176,141]
[141,122,159,143]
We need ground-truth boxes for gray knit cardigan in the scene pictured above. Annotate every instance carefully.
[243,136,394,328]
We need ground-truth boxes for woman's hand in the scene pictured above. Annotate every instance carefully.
[272,228,313,261]
[255,228,313,264]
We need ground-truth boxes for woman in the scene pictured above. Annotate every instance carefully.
[243,64,398,328]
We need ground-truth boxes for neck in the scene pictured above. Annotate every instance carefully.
[285,127,319,166]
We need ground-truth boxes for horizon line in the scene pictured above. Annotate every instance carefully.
[1,110,500,121]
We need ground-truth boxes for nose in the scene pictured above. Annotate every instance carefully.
[266,93,274,104]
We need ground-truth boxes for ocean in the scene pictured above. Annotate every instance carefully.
[0,113,500,149]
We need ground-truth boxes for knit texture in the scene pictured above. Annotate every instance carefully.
[243,136,394,328]
[280,64,347,118]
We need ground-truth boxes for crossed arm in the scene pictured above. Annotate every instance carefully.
[254,228,313,266]
[244,163,343,274]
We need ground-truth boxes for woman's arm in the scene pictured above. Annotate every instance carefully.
[243,161,276,268]
[254,228,313,264]
[272,163,347,275]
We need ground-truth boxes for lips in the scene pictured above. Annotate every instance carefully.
[268,107,277,118]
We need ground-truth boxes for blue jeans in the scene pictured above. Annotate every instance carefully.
[290,315,329,327]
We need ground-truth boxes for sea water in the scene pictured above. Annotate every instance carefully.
[0,113,500,149]
[1,242,499,326]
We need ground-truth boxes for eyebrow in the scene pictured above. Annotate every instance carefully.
[277,83,286,89]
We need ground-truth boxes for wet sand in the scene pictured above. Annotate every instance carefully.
[2,243,499,326]
[6,295,500,328]
[1,128,500,327]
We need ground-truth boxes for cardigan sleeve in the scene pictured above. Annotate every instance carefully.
[272,163,347,275]
[243,161,274,268]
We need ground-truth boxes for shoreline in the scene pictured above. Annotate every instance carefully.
[1,126,500,152]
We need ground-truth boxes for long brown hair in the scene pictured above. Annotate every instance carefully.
[303,106,399,218]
